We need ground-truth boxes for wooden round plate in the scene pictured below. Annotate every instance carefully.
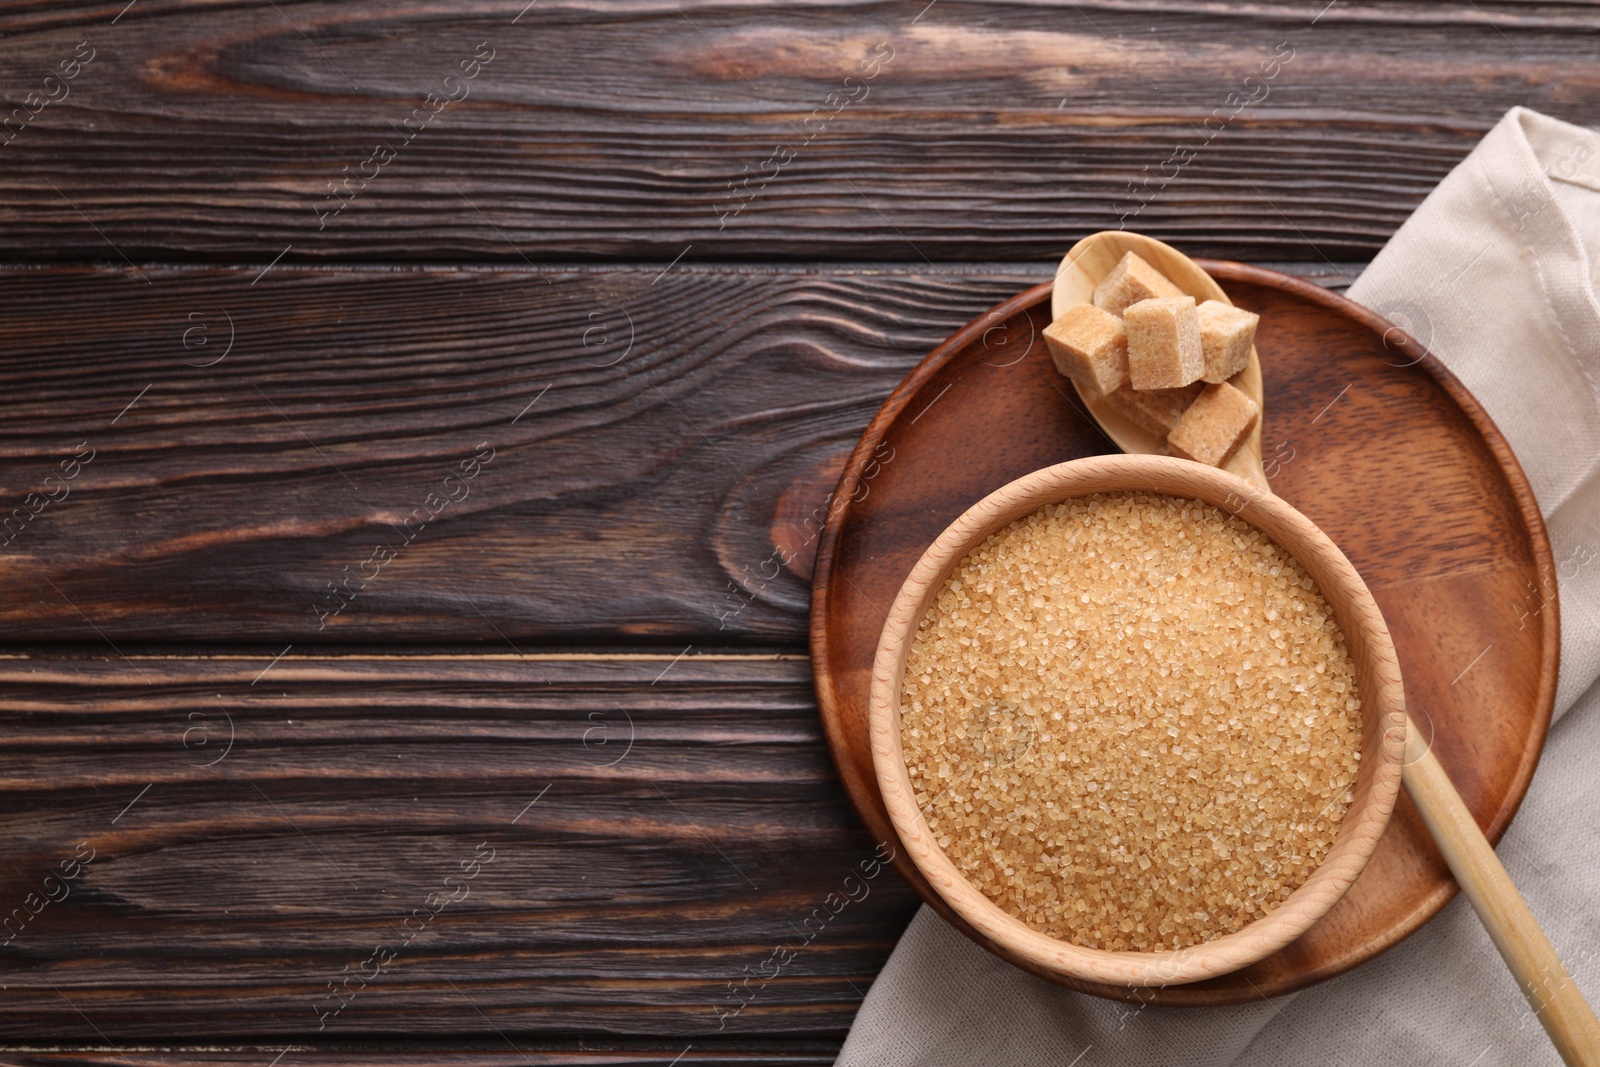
[809,263,1558,1005]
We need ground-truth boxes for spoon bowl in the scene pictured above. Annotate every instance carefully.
[1053,231,1268,490]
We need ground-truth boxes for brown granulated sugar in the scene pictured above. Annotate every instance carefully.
[899,491,1362,952]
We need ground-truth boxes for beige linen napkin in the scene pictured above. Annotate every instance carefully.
[836,107,1600,1067]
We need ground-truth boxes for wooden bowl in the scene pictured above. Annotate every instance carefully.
[867,453,1407,986]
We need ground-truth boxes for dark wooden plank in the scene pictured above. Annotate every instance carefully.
[0,651,917,1041]
[0,263,1042,644]
[0,1,1591,262]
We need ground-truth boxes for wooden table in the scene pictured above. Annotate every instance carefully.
[0,2,1591,1063]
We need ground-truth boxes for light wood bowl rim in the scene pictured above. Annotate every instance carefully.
[868,453,1407,986]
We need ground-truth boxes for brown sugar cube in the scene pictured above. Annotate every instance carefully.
[1197,300,1259,383]
[1044,303,1128,395]
[1102,381,1203,436]
[1124,296,1203,390]
[1092,251,1185,317]
[1166,381,1260,467]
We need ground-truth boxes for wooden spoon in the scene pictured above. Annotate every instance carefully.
[1053,231,1600,1066]
[1052,231,1268,492]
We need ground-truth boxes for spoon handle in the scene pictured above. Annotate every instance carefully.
[1401,714,1600,1065]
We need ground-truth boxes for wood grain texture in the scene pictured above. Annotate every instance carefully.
[811,266,1558,1003]
[0,264,1035,644]
[0,651,917,1040]
[0,2,1594,262]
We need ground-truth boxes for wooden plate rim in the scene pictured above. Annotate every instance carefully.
[808,261,1559,1004]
